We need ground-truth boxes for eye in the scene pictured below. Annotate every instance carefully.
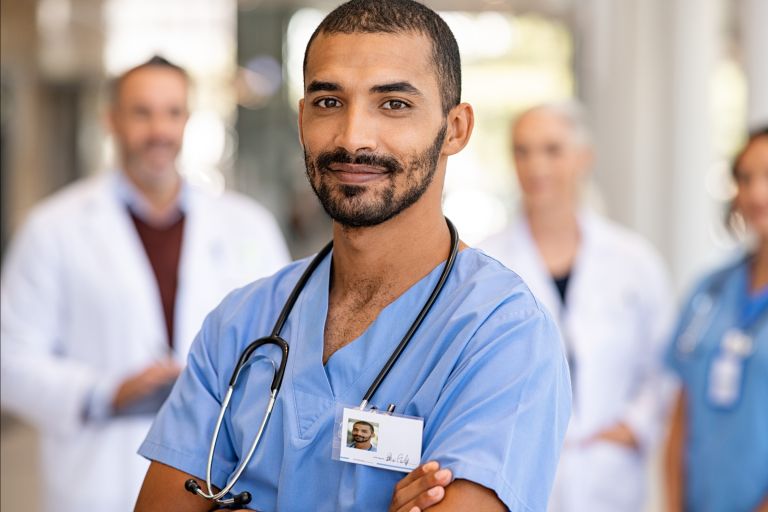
[382,99,410,110]
[131,106,151,119]
[736,172,751,186]
[314,97,341,109]
[544,144,562,157]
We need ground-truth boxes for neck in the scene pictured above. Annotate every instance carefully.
[523,200,580,277]
[752,237,768,291]
[330,201,454,298]
[524,201,579,242]
[124,167,181,219]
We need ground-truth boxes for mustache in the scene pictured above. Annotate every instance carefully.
[140,138,178,151]
[315,148,403,174]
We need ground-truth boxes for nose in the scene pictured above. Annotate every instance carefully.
[333,103,377,154]
[520,149,551,177]
[147,112,182,141]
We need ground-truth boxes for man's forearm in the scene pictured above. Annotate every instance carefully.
[135,461,213,512]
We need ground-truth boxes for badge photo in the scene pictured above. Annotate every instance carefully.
[333,406,423,473]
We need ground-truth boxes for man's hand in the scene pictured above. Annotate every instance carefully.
[112,359,181,412]
[389,461,452,512]
[589,421,639,450]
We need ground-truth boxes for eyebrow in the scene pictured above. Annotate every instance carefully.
[370,82,423,97]
[307,81,341,93]
[306,80,423,97]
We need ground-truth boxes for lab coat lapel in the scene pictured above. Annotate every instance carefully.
[83,173,167,361]
[564,212,608,362]
[174,189,229,359]
[512,218,564,327]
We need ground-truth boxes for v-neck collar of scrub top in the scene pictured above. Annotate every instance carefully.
[287,247,454,439]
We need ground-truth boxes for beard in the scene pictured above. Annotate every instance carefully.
[122,137,181,187]
[304,123,447,228]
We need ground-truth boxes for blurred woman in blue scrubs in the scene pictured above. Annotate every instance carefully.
[665,127,768,512]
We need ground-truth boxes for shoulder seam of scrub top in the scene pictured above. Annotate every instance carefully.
[444,305,552,393]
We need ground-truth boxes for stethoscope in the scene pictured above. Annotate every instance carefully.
[674,259,767,410]
[675,259,767,358]
[185,218,459,507]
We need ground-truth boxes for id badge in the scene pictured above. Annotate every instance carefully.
[332,405,422,473]
[707,353,742,407]
[707,329,752,408]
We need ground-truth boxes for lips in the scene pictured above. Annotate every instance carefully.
[327,163,390,184]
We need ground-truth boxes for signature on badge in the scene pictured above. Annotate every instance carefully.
[385,452,410,466]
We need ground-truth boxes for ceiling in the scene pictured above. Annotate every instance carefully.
[237,0,573,18]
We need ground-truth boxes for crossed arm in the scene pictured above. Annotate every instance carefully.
[135,460,504,512]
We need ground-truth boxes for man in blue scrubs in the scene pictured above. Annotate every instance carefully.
[135,1,571,510]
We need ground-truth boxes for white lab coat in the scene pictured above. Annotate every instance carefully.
[0,171,290,511]
[479,211,673,512]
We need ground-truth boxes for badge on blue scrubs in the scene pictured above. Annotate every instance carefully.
[708,329,753,408]
[332,406,423,473]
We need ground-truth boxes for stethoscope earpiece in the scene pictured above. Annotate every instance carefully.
[184,478,200,494]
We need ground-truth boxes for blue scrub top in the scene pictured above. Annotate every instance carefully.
[666,256,768,512]
[140,248,571,511]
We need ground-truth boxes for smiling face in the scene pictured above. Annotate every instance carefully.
[109,66,189,193]
[352,422,373,444]
[299,31,450,228]
[512,109,592,212]
[734,135,768,239]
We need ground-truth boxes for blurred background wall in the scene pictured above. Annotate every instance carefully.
[1,0,766,510]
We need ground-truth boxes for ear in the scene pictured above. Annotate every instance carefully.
[297,98,306,147]
[441,103,474,156]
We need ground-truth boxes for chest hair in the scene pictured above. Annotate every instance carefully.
[323,278,396,363]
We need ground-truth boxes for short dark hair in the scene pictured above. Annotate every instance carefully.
[352,420,374,432]
[109,55,189,105]
[303,0,461,115]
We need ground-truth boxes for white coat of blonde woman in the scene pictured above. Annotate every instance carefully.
[479,102,674,512]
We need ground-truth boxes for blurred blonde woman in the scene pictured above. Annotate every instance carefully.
[480,102,674,512]
[664,127,768,512]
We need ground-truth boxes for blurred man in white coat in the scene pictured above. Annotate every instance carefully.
[479,102,674,512]
[0,56,290,511]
